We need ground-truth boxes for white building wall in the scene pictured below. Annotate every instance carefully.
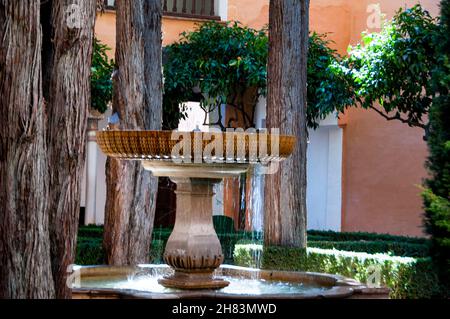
[306,114,343,231]
[81,111,110,225]
[217,0,228,21]
[94,113,109,225]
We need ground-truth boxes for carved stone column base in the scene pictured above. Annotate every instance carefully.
[158,177,230,290]
[158,272,229,290]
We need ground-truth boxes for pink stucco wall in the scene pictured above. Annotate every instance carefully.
[339,0,438,237]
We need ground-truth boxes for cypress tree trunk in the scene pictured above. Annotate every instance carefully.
[103,0,163,265]
[0,0,55,298]
[264,0,309,247]
[43,0,97,298]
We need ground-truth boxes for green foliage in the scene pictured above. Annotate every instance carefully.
[234,244,440,298]
[163,21,268,129]
[75,237,166,265]
[234,237,429,262]
[421,0,450,298]
[163,22,353,129]
[75,237,105,265]
[423,190,450,296]
[78,225,104,238]
[307,231,430,257]
[307,229,428,245]
[150,227,173,242]
[308,240,429,258]
[391,258,442,299]
[342,5,441,129]
[213,215,235,234]
[307,33,354,129]
[77,224,263,265]
[91,37,114,113]
[77,226,430,263]
[149,240,165,264]
[234,244,263,268]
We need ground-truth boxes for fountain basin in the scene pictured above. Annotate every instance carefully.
[72,265,390,299]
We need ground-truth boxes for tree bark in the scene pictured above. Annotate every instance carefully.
[42,0,97,298]
[264,0,309,248]
[103,0,163,265]
[0,0,55,298]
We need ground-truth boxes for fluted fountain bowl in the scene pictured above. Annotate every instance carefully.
[96,130,296,162]
[97,130,296,178]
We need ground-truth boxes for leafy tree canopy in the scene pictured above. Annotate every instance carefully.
[307,32,353,128]
[163,21,353,130]
[91,37,114,114]
[163,21,268,129]
[340,5,441,130]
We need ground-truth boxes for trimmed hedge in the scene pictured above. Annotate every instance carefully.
[233,244,440,299]
[149,240,165,264]
[213,216,236,234]
[77,226,430,263]
[80,226,429,243]
[76,237,105,265]
[233,238,429,258]
[75,238,165,265]
[308,240,429,258]
[75,231,259,265]
[307,230,429,245]
[78,225,104,238]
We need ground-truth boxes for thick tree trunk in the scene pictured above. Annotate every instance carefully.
[103,0,163,265]
[264,0,309,247]
[42,0,97,298]
[0,0,55,298]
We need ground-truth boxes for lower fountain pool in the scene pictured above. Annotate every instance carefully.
[80,274,328,295]
[72,264,390,299]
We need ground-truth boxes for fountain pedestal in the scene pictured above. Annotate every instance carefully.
[159,177,227,289]
[143,162,249,289]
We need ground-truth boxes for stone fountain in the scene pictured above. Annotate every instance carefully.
[77,129,390,299]
[96,130,294,290]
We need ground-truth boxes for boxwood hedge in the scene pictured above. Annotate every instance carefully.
[79,226,430,258]
[233,244,440,299]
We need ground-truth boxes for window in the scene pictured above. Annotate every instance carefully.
[103,0,220,20]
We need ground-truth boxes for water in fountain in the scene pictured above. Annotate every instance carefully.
[243,166,265,270]
[249,168,264,234]
[78,270,328,296]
